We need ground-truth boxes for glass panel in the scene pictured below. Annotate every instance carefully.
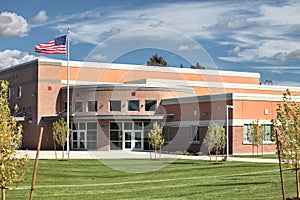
[125,132,132,140]
[128,100,139,111]
[145,100,157,111]
[135,142,141,149]
[134,122,143,130]
[124,122,132,130]
[110,131,122,140]
[125,142,131,148]
[73,142,77,148]
[72,132,78,140]
[75,101,83,112]
[88,101,97,112]
[110,142,122,150]
[110,100,121,111]
[87,131,97,140]
[110,122,121,130]
[80,141,85,148]
[87,122,97,130]
[79,123,86,130]
[87,142,97,150]
[135,132,141,140]
[80,132,85,140]
[72,123,78,130]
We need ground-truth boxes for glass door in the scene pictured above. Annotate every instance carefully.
[124,131,132,150]
[72,130,87,150]
[133,131,142,150]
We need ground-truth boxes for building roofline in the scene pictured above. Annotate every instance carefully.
[37,58,260,79]
[0,59,38,73]
[60,83,195,94]
[161,92,300,105]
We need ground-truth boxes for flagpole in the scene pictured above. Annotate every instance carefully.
[66,28,70,158]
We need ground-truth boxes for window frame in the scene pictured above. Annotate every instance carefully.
[74,101,83,112]
[17,85,22,98]
[128,100,140,112]
[163,126,172,143]
[88,100,98,112]
[191,125,200,144]
[243,124,274,144]
[145,100,157,111]
[110,100,121,112]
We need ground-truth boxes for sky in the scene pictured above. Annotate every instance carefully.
[1,0,300,86]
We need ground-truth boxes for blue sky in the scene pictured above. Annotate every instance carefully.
[1,0,300,86]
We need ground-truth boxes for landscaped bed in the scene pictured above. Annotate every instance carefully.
[4,159,297,199]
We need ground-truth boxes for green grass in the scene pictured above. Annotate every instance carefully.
[3,159,298,200]
[232,154,278,159]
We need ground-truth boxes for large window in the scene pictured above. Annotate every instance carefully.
[110,100,121,111]
[191,126,200,142]
[243,124,273,142]
[163,126,172,142]
[88,100,98,112]
[128,100,140,111]
[17,85,22,98]
[74,101,83,112]
[145,100,157,111]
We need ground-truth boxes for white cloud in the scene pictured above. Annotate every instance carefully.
[0,12,29,38]
[178,44,200,51]
[228,46,241,55]
[34,10,48,23]
[0,50,36,68]
[101,27,121,37]
[90,53,107,62]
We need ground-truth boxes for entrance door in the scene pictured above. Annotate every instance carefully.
[123,131,143,150]
[72,130,87,150]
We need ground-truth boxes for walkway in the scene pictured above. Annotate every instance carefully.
[19,150,279,163]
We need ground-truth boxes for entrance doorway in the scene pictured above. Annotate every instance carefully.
[72,130,87,150]
[110,122,145,150]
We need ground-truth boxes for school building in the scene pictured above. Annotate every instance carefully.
[1,58,300,154]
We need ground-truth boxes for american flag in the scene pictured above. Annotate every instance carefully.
[35,35,66,54]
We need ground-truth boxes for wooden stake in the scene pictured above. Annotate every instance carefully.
[29,127,43,200]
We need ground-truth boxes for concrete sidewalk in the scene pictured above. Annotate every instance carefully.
[18,150,279,163]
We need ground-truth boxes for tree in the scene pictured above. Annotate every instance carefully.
[52,118,70,161]
[203,123,225,163]
[246,119,262,156]
[191,62,205,69]
[0,81,29,200]
[147,54,168,67]
[148,122,164,160]
[272,89,300,199]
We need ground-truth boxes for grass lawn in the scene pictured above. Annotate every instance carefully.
[3,159,298,200]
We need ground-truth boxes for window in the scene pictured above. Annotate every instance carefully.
[17,85,22,98]
[163,126,172,142]
[191,126,200,142]
[243,124,273,143]
[88,100,98,112]
[7,88,10,100]
[110,100,121,111]
[74,101,83,112]
[128,100,140,111]
[145,100,157,111]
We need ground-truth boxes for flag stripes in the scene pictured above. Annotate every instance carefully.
[35,35,66,54]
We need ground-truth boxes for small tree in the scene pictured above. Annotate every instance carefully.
[246,119,262,156]
[272,89,300,199]
[147,54,168,67]
[203,123,225,163]
[52,118,70,161]
[0,81,29,200]
[148,122,164,160]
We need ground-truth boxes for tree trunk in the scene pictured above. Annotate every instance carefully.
[297,168,300,198]
[2,187,5,200]
[275,130,285,200]
[62,146,64,161]
[53,140,57,160]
